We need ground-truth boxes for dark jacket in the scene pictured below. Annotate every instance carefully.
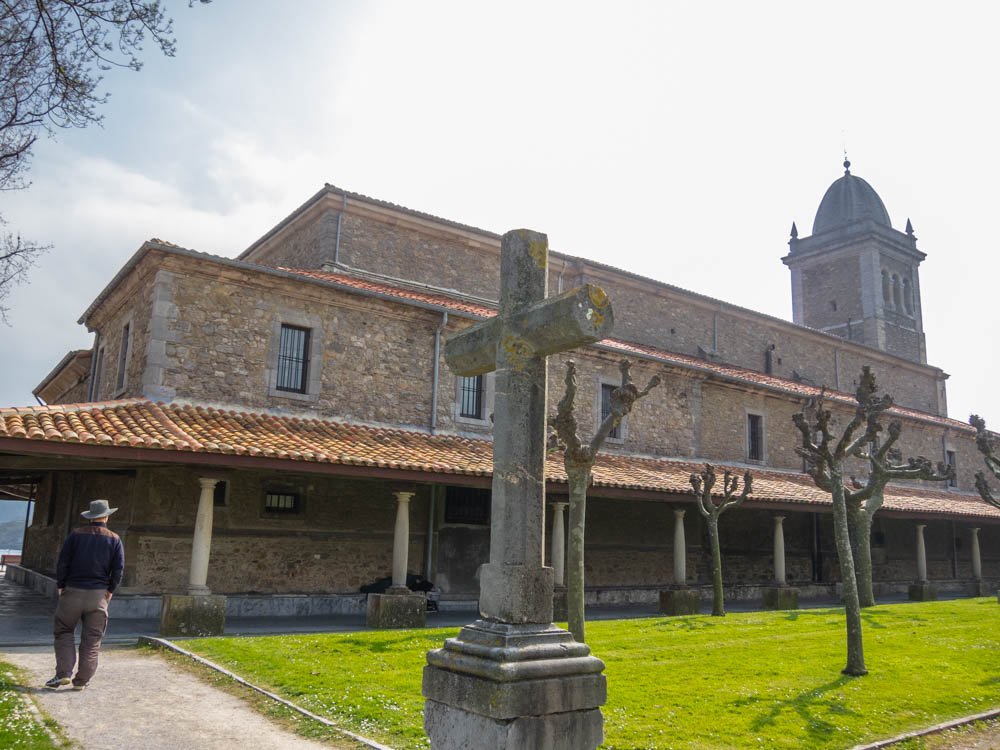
[56,522,125,593]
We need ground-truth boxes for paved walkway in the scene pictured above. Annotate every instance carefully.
[5,645,351,750]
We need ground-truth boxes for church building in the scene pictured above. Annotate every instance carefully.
[2,163,997,619]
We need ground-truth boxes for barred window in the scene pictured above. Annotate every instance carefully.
[459,375,484,419]
[276,325,310,393]
[946,450,957,488]
[601,383,621,439]
[264,492,299,513]
[444,486,490,525]
[747,413,764,462]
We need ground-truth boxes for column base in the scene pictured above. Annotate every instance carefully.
[659,587,701,616]
[159,594,226,637]
[908,582,937,602]
[762,586,799,611]
[423,619,606,750]
[969,580,991,597]
[366,592,426,629]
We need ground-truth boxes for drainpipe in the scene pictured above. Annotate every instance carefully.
[430,312,449,434]
[425,485,438,579]
[87,331,101,401]
[334,193,347,265]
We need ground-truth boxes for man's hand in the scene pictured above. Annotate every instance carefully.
[105,591,113,601]
[57,588,63,596]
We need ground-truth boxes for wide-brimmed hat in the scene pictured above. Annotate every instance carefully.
[81,499,118,519]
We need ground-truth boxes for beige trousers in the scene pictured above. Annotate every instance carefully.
[53,587,110,685]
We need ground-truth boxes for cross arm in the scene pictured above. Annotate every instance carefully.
[444,284,614,376]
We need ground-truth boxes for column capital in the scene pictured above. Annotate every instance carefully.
[971,527,980,534]
[916,523,927,531]
[393,491,416,503]
[198,477,220,491]
[774,515,786,523]
[673,508,686,518]
[550,501,569,510]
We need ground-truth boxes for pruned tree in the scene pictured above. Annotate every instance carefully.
[851,424,953,607]
[970,415,1000,510]
[549,359,660,643]
[792,366,892,676]
[0,1,207,317]
[689,464,752,617]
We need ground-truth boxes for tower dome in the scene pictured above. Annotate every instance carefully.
[811,160,891,235]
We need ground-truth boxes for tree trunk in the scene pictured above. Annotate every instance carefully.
[831,480,867,676]
[707,516,725,616]
[566,469,590,643]
[849,502,876,608]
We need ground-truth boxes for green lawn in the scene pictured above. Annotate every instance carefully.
[183,598,1000,750]
[0,660,62,750]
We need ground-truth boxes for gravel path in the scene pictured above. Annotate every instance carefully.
[5,645,352,749]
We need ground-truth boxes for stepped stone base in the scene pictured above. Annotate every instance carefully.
[366,590,426,629]
[659,587,701,616]
[159,594,226,637]
[908,583,937,602]
[762,586,799,610]
[422,619,606,750]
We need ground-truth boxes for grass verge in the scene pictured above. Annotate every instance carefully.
[183,598,1000,750]
[0,659,68,750]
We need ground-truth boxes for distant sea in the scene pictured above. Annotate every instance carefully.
[0,548,20,557]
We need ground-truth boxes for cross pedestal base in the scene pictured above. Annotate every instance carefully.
[159,594,226,637]
[423,620,606,750]
[366,591,426,629]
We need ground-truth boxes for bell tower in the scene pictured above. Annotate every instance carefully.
[782,161,927,363]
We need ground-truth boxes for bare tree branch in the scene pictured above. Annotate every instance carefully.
[970,414,1000,509]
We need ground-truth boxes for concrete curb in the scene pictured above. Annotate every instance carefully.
[850,707,1000,749]
[139,636,397,750]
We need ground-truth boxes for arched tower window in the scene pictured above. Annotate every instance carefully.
[882,270,892,307]
[892,274,902,309]
[903,278,913,315]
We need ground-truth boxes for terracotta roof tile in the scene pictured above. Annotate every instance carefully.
[0,399,996,523]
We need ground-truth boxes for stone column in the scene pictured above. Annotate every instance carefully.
[391,491,415,592]
[773,515,787,586]
[551,502,567,587]
[188,478,218,594]
[673,509,686,585]
[971,528,982,581]
[916,524,928,583]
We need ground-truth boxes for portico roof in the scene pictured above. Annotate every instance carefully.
[0,399,996,523]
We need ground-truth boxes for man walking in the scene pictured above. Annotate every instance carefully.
[45,499,125,690]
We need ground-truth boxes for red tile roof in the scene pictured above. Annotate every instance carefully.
[1,400,996,522]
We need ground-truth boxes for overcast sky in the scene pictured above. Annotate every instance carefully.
[2,1,999,427]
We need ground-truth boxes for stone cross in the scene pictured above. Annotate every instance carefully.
[423,229,613,750]
[444,228,614,622]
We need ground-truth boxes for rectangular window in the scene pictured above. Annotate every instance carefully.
[459,375,484,419]
[92,348,105,401]
[264,491,299,513]
[946,450,957,488]
[601,383,621,439]
[444,486,491,525]
[747,413,764,461]
[213,481,228,507]
[115,323,130,392]
[276,325,310,393]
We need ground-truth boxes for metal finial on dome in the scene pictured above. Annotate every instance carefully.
[843,159,851,174]
[790,222,798,239]
[905,218,914,235]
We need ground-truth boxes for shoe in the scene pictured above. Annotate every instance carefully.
[44,676,71,689]
[71,682,87,691]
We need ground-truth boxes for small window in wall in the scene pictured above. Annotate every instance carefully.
[892,275,902,309]
[945,450,957,488]
[882,270,892,307]
[115,323,130,392]
[92,347,105,401]
[458,375,484,419]
[264,491,300,513]
[444,486,490,525]
[601,383,622,440]
[902,278,913,315]
[747,413,764,462]
[276,325,310,393]
[213,481,228,507]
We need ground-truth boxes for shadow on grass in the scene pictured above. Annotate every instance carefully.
[336,634,442,653]
[653,616,718,631]
[732,675,860,743]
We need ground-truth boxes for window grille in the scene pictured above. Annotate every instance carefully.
[444,486,490,525]
[747,414,764,461]
[459,375,484,419]
[601,383,621,439]
[264,492,299,513]
[276,325,310,393]
[946,450,957,488]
